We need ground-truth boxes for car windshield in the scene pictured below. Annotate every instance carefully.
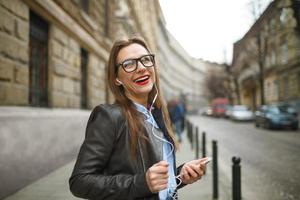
[233,106,249,111]
[268,106,290,114]
[226,105,232,110]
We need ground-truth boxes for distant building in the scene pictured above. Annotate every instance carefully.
[157,15,207,111]
[231,0,300,110]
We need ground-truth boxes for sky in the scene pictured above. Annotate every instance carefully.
[159,0,272,64]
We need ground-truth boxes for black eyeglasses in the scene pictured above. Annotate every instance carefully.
[116,54,155,73]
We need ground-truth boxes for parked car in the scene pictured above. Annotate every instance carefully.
[229,105,253,121]
[277,103,298,118]
[255,105,299,130]
[225,105,233,118]
[198,106,213,116]
[211,98,229,117]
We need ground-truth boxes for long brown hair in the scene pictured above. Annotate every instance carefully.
[107,36,178,157]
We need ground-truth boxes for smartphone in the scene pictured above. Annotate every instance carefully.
[202,157,212,165]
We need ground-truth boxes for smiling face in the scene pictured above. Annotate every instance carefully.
[116,43,156,106]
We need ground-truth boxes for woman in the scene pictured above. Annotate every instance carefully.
[69,36,208,200]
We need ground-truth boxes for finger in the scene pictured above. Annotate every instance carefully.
[151,178,169,187]
[146,173,168,193]
[194,157,209,165]
[189,164,203,177]
[149,175,168,191]
[182,172,190,182]
[199,162,207,172]
[154,160,169,167]
[148,170,169,182]
[181,168,190,180]
[152,182,168,192]
[148,172,168,181]
[151,166,169,174]
[153,166,168,173]
[184,165,198,178]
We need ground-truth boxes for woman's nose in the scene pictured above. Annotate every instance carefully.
[136,61,146,72]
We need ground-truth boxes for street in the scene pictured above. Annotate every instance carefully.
[188,115,300,200]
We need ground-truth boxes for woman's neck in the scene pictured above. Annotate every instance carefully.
[125,92,148,107]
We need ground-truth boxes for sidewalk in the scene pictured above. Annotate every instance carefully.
[4,161,79,200]
[176,134,231,200]
[5,133,230,200]
[0,106,89,199]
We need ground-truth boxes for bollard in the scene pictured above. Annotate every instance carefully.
[186,122,189,143]
[190,123,194,150]
[186,121,190,142]
[188,122,192,143]
[195,127,199,159]
[212,140,218,199]
[202,131,206,158]
[187,121,191,144]
[232,157,241,200]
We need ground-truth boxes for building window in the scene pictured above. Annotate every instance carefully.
[298,72,300,92]
[281,43,288,64]
[271,50,276,66]
[104,0,109,36]
[270,18,276,34]
[276,79,281,99]
[80,0,89,13]
[283,77,289,97]
[265,81,271,99]
[29,11,49,107]
[280,8,288,25]
[80,48,88,109]
[264,24,269,34]
[273,80,279,100]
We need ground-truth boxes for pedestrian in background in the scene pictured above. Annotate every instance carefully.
[69,35,209,200]
[168,98,185,143]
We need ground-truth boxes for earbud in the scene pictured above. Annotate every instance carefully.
[116,78,123,85]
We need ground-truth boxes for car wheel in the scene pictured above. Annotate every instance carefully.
[265,121,272,130]
[255,121,259,128]
[292,125,299,131]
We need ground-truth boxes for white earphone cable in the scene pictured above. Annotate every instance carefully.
[147,84,182,200]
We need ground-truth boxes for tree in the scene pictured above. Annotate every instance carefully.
[249,0,269,105]
[203,67,230,101]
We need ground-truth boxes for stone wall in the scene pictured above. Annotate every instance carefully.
[49,26,81,108]
[0,0,113,108]
[88,54,107,107]
[0,0,29,105]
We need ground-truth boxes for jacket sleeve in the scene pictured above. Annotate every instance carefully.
[69,105,152,199]
[176,164,187,189]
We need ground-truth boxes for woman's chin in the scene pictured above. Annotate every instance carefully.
[134,84,153,96]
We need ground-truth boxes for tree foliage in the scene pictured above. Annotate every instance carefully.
[203,68,230,101]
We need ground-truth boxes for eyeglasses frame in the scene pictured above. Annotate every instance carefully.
[116,54,155,73]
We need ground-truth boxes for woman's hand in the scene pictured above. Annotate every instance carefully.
[180,158,207,184]
[146,161,169,193]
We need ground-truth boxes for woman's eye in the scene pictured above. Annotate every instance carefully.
[123,60,135,68]
[141,57,151,63]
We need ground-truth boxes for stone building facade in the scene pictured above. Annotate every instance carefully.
[0,0,207,111]
[231,0,300,110]
[0,0,161,109]
[0,0,29,105]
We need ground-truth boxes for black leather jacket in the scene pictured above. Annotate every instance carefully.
[69,104,184,200]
